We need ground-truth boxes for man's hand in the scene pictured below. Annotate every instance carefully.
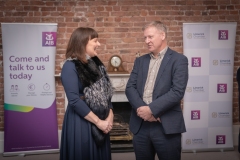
[147,115,158,122]
[137,106,152,121]
[147,115,161,122]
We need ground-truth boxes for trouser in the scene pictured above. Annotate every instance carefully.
[133,121,181,160]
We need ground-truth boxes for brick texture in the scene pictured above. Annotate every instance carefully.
[0,0,239,131]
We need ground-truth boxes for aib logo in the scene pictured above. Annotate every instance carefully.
[217,84,227,93]
[191,110,200,120]
[192,57,201,67]
[218,30,228,40]
[42,32,57,46]
[216,135,225,144]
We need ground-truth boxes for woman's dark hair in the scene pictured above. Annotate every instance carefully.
[65,27,98,63]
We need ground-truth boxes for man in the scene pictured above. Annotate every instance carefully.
[125,21,188,160]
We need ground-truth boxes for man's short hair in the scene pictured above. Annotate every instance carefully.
[143,21,167,38]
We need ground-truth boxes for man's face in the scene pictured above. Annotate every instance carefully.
[144,26,165,55]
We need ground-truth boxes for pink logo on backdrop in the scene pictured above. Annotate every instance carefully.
[217,84,227,93]
[191,110,200,120]
[216,135,225,144]
[42,32,57,46]
[218,30,228,40]
[192,57,201,67]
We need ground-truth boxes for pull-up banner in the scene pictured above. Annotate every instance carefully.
[1,23,59,156]
[182,22,237,152]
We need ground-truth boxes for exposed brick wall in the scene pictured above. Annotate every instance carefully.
[0,0,239,131]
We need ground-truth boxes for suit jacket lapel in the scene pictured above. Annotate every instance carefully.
[154,48,172,90]
[141,54,151,94]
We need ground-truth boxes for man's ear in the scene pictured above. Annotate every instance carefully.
[161,32,166,40]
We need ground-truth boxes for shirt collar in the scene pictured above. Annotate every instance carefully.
[150,46,168,59]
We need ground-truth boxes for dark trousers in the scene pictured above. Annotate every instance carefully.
[133,121,181,160]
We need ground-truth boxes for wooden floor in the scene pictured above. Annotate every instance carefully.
[0,146,239,160]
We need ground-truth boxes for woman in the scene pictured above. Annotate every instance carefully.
[60,27,114,160]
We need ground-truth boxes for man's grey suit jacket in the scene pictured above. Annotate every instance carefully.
[125,48,189,135]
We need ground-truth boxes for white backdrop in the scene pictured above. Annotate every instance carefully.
[182,22,237,152]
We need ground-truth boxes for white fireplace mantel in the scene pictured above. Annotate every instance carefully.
[109,74,130,102]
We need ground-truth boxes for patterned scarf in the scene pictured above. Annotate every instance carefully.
[72,56,113,118]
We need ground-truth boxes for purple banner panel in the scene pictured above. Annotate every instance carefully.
[4,100,58,152]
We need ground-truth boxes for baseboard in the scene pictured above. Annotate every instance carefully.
[0,125,239,153]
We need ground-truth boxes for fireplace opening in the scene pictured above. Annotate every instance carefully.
[110,102,133,152]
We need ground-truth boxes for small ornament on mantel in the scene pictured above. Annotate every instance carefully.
[136,51,141,58]
[107,55,128,74]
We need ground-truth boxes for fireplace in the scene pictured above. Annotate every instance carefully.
[109,74,133,152]
[110,102,133,152]
[110,104,132,141]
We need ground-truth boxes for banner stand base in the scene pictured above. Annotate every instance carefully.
[182,147,234,153]
[2,149,59,157]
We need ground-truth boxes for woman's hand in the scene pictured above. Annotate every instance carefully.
[104,109,114,133]
[84,111,110,134]
[84,110,114,134]
[96,119,111,134]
